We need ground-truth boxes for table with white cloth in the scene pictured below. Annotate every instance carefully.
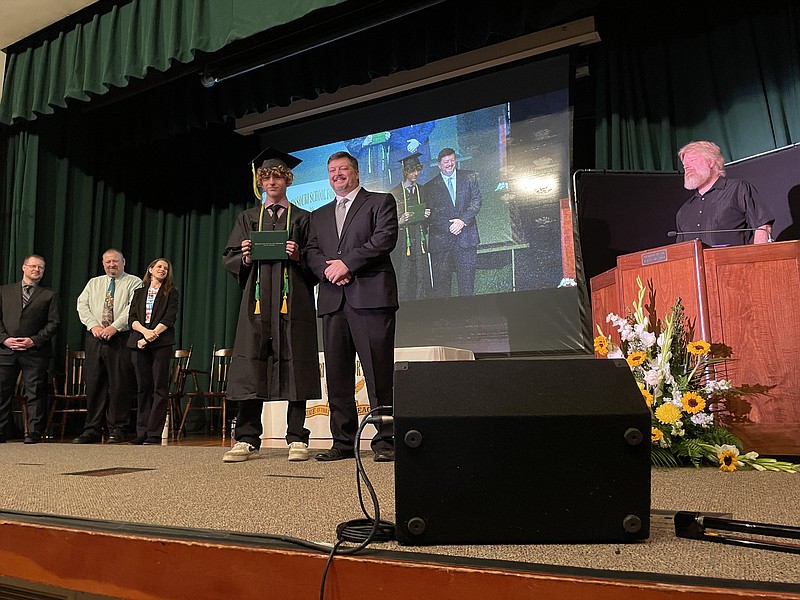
[260,346,475,448]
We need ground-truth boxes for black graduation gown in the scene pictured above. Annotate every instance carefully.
[223,203,321,402]
[389,182,432,301]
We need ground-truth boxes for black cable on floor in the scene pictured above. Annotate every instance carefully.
[319,405,396,600]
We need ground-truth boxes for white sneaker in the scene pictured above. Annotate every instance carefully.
[288,441,310,461]
[223,441,258,463]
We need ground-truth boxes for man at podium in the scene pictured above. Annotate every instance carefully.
[675,140,773,246]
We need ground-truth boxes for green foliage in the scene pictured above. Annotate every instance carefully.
[701,426,744,449]
[651,447,680,468]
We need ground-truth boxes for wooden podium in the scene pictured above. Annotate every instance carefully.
[591,240,800,456]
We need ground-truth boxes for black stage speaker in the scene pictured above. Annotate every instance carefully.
[393,358,651,545]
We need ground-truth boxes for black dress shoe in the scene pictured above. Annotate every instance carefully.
[24,433,42,444]
[142,436,161,445]
[315,447,355,461]
[73,431,102,444]
[130,436,146,445]
[107,430,126,444]
[373,448,395,462]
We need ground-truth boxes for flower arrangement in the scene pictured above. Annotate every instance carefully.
[594,277,798,473]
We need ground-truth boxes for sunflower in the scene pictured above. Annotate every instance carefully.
[687,340,711,356]
[638,381,654,407]
[594,335,609,355]
[651,428,663,443]
[626,351,647,367]
[680,391,706,414]
[655,403,682,424]
[714,444,742,472]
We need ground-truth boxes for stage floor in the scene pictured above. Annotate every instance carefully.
[1,440,799,596]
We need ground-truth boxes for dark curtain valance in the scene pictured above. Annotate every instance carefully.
[0,0,349,125]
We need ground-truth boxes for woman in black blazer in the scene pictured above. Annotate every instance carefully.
[127,258,179,445]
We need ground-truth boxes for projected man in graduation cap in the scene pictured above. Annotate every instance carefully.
[390,152,432,301]
[222,147,320,464]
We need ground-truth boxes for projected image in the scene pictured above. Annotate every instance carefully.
[258,54,589,354]
[286,96,571,303]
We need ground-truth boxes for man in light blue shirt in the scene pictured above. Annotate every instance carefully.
[423,148,483,297]
[74,248,142,444]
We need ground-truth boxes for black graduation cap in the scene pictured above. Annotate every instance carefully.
[250,146,302,170]
[398,152,423,170]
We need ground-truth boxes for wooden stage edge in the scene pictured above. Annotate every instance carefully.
[1,511,799,600]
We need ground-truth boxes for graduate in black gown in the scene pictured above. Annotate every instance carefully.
[222,148,320,463]
[389,152,432,301]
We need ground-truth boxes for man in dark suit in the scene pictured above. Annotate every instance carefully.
[0,255,60,443]
[424,147,483,297]
[306,151,399,462]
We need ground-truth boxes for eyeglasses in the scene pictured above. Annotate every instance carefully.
[23,264,45,270]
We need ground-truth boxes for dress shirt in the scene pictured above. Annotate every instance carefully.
[77,272,143,332]
[335,185,362,221]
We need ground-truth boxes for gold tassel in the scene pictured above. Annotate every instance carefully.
[251,163,261,201]
[406,247,410,256]
[280,294,288,314]
[254,299,261,315]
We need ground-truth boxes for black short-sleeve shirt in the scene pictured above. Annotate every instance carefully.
[675,177,773,246]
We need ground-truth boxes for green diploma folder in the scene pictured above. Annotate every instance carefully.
[404,202,428,225]
[250,230,289,260]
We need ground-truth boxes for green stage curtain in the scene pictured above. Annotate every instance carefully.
[0,0,348,125]
[593,1,800,169]
[1,116,254,384]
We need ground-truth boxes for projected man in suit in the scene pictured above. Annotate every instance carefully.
[0,255,60,443]
[306,151,399,462]
[424,147,482,297]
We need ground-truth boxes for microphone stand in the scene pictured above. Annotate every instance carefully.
[668,228,773,243]
[675,511,800,554]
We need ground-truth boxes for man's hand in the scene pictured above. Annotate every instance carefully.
[449,218,465,235]
[95,325,118,341]
[754,225,772,244]
[241,239,252,265]
[399,211,412,225]
[324,259,352,285]
[286,240,300,262]
[142,328,159,342]
[3,337,30,351]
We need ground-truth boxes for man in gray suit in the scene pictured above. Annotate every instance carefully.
[306,151,399,462]
[0,255,60,443]
[424,147,483,297]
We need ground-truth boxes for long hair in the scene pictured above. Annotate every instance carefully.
[678,141,726,176]
[142,258,175,294]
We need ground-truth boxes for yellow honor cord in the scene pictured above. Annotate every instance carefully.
[251,163,261,201]
[403,186,411,255]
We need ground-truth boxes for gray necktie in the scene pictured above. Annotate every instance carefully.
[22,284,32,308]
[335,197,347,237]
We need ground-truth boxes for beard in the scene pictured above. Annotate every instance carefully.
[684,165,712,190]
